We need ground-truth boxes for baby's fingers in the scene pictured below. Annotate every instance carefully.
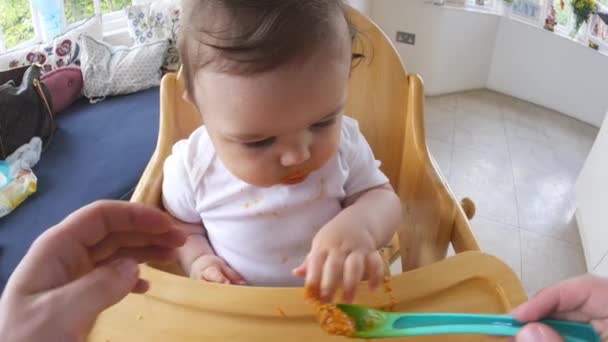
[366,252,385,291]
[292,255,309,278]
[321,252,346,302]
[343,252,365,303]
[305,251,328,300]
[200,266,231,284]
[220,263,247,285]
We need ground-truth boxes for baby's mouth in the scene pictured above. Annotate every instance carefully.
[281,167,316,185]
[281,173,309,185]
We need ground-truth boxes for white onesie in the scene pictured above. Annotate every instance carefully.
[162,116,389,286]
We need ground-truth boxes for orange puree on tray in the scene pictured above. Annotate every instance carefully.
[305,287,356,337]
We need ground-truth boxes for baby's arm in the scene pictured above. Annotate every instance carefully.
[342,183,401,250]
[170,217,246,285]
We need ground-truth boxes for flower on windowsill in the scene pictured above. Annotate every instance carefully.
[545,4,557,31]
[571,0,598,33]
[589,40,600,49]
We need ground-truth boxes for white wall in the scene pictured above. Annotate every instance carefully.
[576,113,608,274]
[347,0,371,16]
[370,1,500,95]
[370,1,608,127]
[488,18,608,127]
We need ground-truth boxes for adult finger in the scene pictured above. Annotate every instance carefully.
[512,275,602,323]
[365,252,385,291]
[55,201,175,248]
[102,246,177,265]
[321,251,346,302]
[52,259,140,325]
[132,279,150,294]
[342,252,365,303]
[90,230,185,263]
[515,323,564,342]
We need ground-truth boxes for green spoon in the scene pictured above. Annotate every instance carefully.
[335,304,600,341]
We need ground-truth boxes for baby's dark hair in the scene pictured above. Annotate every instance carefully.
[178,0,358,95]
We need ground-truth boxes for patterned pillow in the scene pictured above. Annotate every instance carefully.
[40,66,83,114]
[125,0,181,72]
[80,35,168,100]
[0,16,103,74]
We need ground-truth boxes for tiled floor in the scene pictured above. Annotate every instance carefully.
[425,89,598,298]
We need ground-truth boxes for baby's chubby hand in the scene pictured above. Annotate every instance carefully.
[293,215,385,304]
[190,254,247,285]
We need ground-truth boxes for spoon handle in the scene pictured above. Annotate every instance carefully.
[359,313,599,341]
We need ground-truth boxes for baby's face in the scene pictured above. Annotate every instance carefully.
[189,28,352,187]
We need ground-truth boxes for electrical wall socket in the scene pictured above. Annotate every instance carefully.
[396,31,416,45]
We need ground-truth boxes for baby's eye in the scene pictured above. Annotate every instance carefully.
[311,117,337,130]
[243,137,276,149]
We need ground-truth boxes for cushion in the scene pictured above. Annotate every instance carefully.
[40,67,83,114]
[80,35,168,99]
[0,16,103,73]
[125,0,181,71]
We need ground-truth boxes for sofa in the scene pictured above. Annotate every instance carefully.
[0,87,160,290]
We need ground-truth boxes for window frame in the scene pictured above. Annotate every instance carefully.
[509,0,546,26]
[589,4,608,51]
[548,0,576,36]
[0,0,130,54]
[465,0,502,12]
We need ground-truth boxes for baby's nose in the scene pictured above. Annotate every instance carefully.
[280,144,311,167]
[280,132,312,167]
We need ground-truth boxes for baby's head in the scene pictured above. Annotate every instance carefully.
[179,0,356,187]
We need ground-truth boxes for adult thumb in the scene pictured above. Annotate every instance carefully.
[55,258,140,323]
[516,323,564,342]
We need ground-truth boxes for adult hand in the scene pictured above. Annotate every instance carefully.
[0,200,185,342]
[513,274,608,341]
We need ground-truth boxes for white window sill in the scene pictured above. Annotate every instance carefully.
[424,0,504,16]
[426,1,608,58]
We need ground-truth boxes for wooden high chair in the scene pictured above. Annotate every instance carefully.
[88,8,526,342]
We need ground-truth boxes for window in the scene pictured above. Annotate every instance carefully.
[548,0,575,32]
[0,0,36,50]
[465,0,498,10]
[0,0,133,53]
[511,0,544,23]
[64,0,131,25]
[593,1,608,43]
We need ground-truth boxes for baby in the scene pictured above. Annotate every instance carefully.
[162,0,402,303]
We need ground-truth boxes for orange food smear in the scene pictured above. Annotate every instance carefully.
[383,276,397,311]
[305,287,356,337]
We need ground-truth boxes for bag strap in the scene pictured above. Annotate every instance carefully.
[33,79,56,149]
[0,120,6,159]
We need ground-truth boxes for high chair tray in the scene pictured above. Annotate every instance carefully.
[88,251,527,342]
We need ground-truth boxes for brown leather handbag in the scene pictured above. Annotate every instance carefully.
[0,64,55,160]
